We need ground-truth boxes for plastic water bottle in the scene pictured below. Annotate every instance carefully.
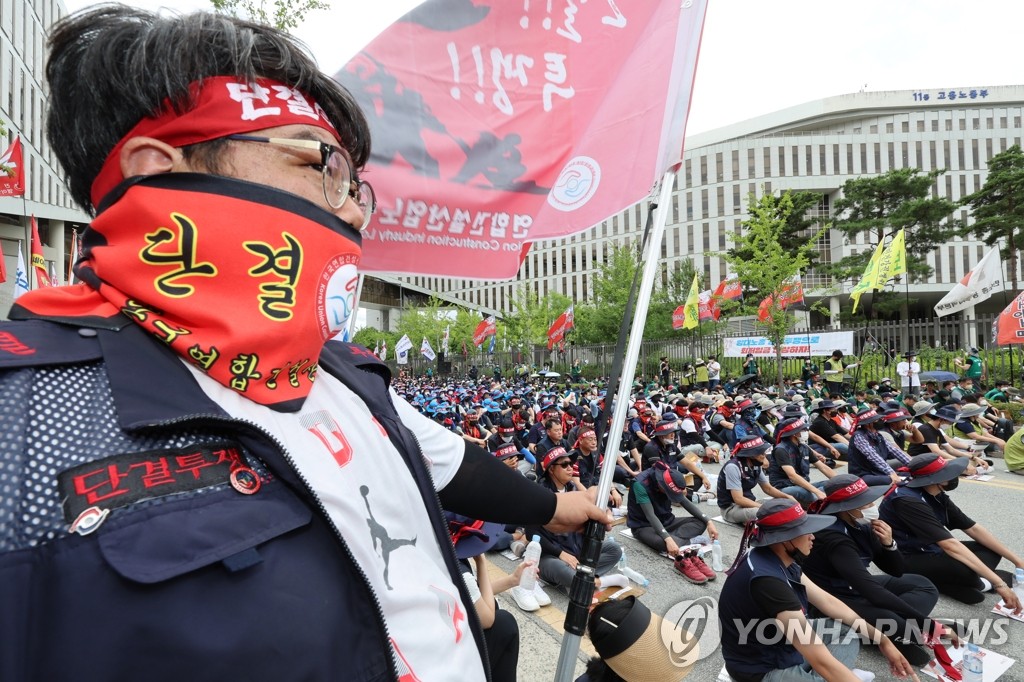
[962,643,983,682]
[519,535,543,590]
[1013,568,1024,603]
[616,546,649,586]
[711,539,724,571]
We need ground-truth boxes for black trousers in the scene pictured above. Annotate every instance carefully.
[485,608,519,682]
[633,516,707,553]
[833,574,939,643]
[901,541,1008,604]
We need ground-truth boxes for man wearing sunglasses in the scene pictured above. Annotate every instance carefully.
[0,7,609,682]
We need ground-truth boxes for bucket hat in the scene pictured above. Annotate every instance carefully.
[748,499,835,547]
[901,453,969,488]
[810,474,892,515]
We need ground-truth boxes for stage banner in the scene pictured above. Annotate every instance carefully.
[724,331,855,359]
[337,0,708,279]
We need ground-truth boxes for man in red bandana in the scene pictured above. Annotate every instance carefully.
[0,8,609,682]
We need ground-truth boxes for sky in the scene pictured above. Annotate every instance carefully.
[59,0,1024,136]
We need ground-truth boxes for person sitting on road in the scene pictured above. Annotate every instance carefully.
[460,408,492,449]
[679,401,722,463]
[879,454,1024,609]
[803,475,946,667]
[573,426,634,492]
[716,435,796,524]
[733,398,768,441]
[642,419,712,499]
[769,417,837,505]
[877,407,924,453]
[625,461,718,584]
[709,399,737,448]
[523,448,628,605]
[447,514,527,682]
[533,416,571,479]
[951,402,1006,455]
[905,404,974,465]
[847,408,911,486]
[809,400,850,460]
[718,499,918,682]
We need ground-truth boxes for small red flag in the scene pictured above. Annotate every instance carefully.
[0,136,25,197]
[546,306,574,350]
[30,215,51,289]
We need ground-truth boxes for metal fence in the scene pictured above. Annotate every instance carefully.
[387,314,1024,387]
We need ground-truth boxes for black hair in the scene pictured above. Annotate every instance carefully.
[46,4,370,214]
[584,599,631,682]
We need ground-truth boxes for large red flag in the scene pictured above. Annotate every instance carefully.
[698,290,718,322]
[473,315,496,347]
[994,290,1024,346]
[29,216,50,289]
[0,136,24,197]
[336,1,708,279]
[546,306,574,349]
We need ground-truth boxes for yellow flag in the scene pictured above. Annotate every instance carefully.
[683,273,700,329]
[886,229,907,280]
[850,240,884,313]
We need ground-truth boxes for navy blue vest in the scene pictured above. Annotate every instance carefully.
[879,485,946,554]
[719,547,808,677]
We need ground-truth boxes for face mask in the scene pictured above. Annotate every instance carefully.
[799,432,809,444]
[753,409,762,419]
[18,174,362,410]
[785,541,809,566]
[501,434,513,443]
[943,477,959,492]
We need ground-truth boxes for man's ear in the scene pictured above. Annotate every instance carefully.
[120,137,186,178]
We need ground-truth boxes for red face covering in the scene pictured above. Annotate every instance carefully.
[15,173,361,411]
[13,77,362,411]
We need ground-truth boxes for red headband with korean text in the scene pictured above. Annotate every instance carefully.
[91,77,341,207]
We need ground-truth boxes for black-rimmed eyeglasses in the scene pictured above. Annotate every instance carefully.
[227,134,376,228]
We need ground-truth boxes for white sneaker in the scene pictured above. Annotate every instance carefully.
[979,577,994,593]
[533,584,551,607]
[509,585,540,612]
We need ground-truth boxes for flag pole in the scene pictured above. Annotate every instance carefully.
[1000,264,1014,386]
[553,171,675,682]
[346,273,365,343]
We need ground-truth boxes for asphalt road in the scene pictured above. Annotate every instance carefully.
[488,461,1024,682]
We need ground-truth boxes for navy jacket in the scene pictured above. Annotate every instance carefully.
[0,319,491,682]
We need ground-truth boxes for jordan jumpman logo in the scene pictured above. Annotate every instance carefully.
[361,485,417,590]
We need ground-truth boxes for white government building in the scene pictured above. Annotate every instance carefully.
[401,84,1024,326]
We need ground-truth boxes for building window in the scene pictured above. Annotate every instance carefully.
[902,121,910,133]
[885,122,893,133]
[716,152,723,182]
[833,145,840,174]
[733,185,741,213]
[748,149,755,177]
[700,156,707,183]
[730,150,738,181]
[917,120,925,132]
[778,146,786,175]
[971,139,979,168]
[716,186,724,216]
[763,147,771,175]
[701,189,708,218]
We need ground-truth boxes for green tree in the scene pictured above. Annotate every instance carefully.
[830,168,958,294]
[394,297,453,357]
[729,190,824,270]
[574,242,638,343]
[725,191,824,389]
[210,0,328,30]
[960,145,1024,291]
[503,286,572,349]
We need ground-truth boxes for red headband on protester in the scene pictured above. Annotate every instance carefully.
[541,447,569,471]
[574,428,596,448]
[661,468,685,496]
[732,436,767,456]
[91,77,342,207]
